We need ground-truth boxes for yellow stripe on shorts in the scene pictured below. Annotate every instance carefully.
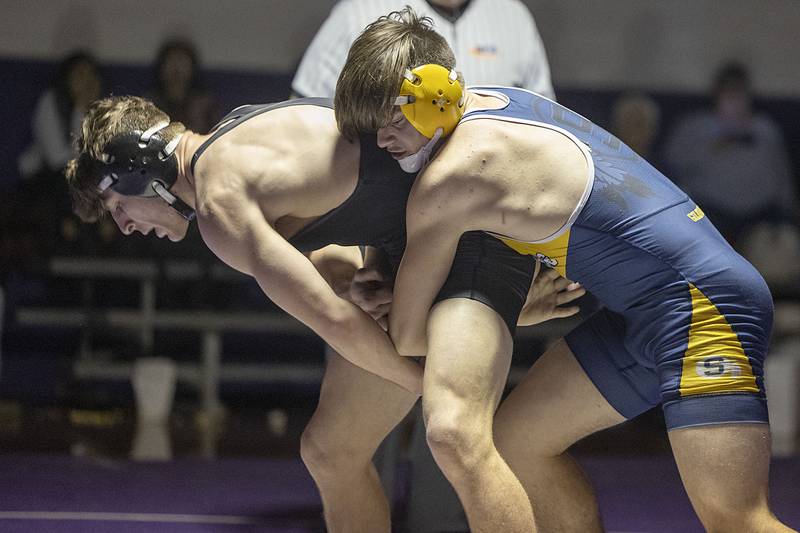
[679,284,758,396]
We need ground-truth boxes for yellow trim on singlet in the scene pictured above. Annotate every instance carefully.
[678,284,758,397]
[497,229,571,278]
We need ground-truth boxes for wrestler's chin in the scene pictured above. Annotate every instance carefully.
[168,225,189,242]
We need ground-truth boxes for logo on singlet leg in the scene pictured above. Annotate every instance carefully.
[696,356,742,378]
[687,206,705,222]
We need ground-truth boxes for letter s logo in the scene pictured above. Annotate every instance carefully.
[696,356,741,377]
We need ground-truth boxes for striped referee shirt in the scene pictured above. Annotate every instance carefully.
[292,0,554,100]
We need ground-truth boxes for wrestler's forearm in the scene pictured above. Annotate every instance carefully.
[211,209,419,393]
[324,304,423,396]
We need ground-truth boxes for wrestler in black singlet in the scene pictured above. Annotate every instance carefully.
[191,98,533,334]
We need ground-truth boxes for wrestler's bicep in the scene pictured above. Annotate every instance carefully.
[201,198,349,334]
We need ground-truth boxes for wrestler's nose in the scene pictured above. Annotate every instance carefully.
[111,209,134,235]
[376,127,394,149]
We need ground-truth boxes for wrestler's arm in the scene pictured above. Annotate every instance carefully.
[388,172,474,356]
[362,246,392,272]
[199,192,423,395]
[346,247,394,330]
[308,245,390,286]
[307,246,392,314]
[517,263,585,326]
[306,244,363,297]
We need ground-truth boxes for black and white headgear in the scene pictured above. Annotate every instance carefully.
[96,121,195,221]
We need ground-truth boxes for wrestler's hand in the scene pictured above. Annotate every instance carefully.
[518,265,586,326]
[348,267,394,330]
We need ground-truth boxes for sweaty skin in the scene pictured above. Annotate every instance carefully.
[103,105,423,394]
[381,88,793,533]
[96,97,589,533]
[388,91,588,355]
[193,106,425,394]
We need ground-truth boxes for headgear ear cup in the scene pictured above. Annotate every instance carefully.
[395,64,464,138]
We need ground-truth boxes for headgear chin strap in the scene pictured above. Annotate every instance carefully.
[96,122,196,221]
[394,64,464,138]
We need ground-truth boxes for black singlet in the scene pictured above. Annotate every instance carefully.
[190,98,414,270]
[190,98,534,334]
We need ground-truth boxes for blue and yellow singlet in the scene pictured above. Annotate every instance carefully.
[461,86,772,429]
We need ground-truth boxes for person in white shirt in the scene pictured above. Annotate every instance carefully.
[293,0,553,100]
[17,51,104,258]
[19,52,103,179]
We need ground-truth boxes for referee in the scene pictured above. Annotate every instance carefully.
[293,0,554,100]
[292,2,554,531]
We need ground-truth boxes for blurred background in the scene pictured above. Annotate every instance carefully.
[0,1,798,531]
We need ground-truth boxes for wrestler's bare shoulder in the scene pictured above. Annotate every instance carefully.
[419,119,562,201]
[196,105,338,181]
[441,118,585,180]
[418,118,590,238]
[214,104,337,146]
[195,106,353,216]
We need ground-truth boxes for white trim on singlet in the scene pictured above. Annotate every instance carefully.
[459,87,596,245]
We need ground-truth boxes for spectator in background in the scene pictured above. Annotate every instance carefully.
[663,62,797,248]
[148,39,219,134]
[18,51,102,183]
[611,92,662,166]
[15,51,104,258]
[292,2,554,531]
[292,0,554,100]
[146,39,220,262]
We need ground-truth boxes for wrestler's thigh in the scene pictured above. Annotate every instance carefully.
[494,338,626,457]
[423,297,514,425]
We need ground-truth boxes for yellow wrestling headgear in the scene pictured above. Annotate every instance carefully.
[394,64,464,138]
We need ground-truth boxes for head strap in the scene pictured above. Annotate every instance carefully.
[139,121,170,146]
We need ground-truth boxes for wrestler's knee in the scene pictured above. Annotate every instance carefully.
[300,418,370,480]
[695,502,774,533]
[686,463,771,530]
[424,399,492,474]
[299,421,333,476]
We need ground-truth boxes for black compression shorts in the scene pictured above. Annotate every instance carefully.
[433,231,536,335]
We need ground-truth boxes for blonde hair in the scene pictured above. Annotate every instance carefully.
[334,7,459,141]
[65,96,184,221]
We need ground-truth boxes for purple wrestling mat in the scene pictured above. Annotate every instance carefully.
[0,454,797,532]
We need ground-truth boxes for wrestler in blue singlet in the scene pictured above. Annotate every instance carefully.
[462,86,772,429]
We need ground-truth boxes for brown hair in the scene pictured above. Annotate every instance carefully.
[65,95,184,221]
[334,7,459,141]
